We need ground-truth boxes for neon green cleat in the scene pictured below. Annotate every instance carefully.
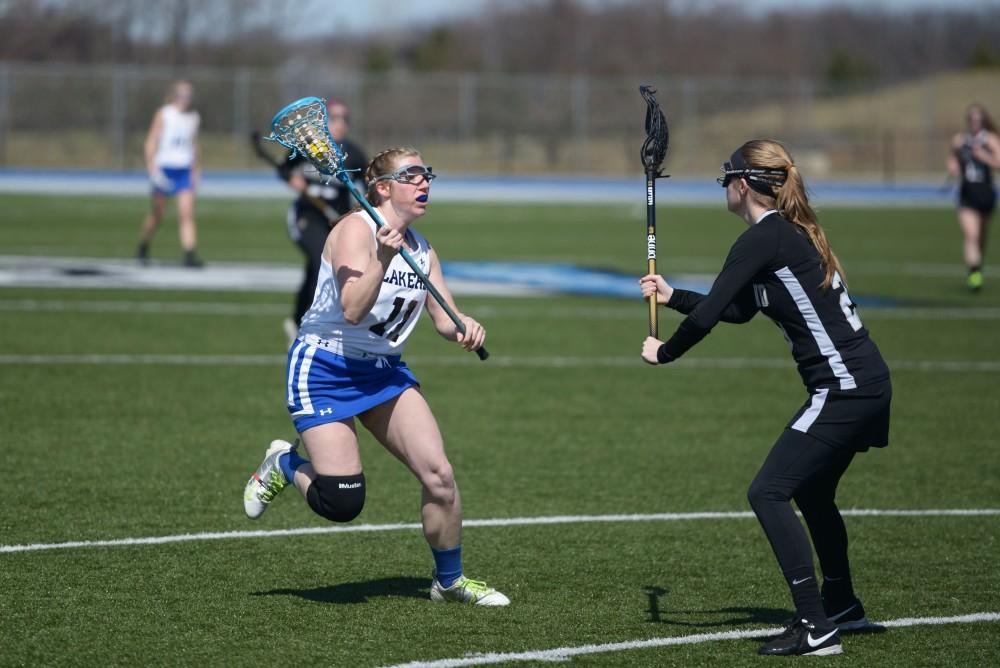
[968,270,983,292]
[430,573,510,606]
[243,439,293,519]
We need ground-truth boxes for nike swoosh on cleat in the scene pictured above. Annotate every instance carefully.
[791,577,812,585]
[829,604,857,622]
[807,629,838,648]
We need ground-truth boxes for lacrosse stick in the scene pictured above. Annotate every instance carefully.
[267,97,488,361]
[639,85,670,338]
[250,130,339,224]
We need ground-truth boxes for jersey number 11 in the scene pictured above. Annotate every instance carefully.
[369,297,419,342]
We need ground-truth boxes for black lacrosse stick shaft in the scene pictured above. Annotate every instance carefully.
[639,85,670,338]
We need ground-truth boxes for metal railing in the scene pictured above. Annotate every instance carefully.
[0,61,989,179]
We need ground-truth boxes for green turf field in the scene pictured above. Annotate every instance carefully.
[1,194,998,666]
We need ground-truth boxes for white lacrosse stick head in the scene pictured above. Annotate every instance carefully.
[268,97,346,175]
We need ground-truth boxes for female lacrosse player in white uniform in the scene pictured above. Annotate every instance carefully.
[243,147,508,606]
[137,80,203,267]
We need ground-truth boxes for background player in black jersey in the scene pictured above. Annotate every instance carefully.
[946,103,1000,292]
[264,99,368,342]
[639,139,892,657]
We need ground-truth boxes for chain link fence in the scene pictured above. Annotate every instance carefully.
[0,61,993,179]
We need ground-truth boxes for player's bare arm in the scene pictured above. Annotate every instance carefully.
[332,214,401,324]
[971,132,1000,168]
[946,133,963,177]
[144,109,164,177]
[425,248,485,351]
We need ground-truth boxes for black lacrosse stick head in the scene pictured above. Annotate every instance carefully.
[640,85,670,178]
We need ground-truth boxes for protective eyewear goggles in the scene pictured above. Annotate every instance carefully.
[372,164,437,186]
[716,162,787,190]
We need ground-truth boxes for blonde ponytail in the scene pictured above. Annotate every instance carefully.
[740,140,845,289]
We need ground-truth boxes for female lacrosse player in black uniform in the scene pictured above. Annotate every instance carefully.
[640,139,891,657]
[946,103,1000,291]
[274,100,368,341]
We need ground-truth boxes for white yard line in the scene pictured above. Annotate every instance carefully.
[380,612,1000,667]
[1,353,998,373]
[2,509,997,555]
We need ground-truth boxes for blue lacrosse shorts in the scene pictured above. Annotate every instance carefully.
[285,340,419,433]
[151,167,193,196]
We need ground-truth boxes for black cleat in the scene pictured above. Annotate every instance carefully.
[758,618,842,656]
[824,597,870,632]
[137,243,150,266]
[183,250,204,268]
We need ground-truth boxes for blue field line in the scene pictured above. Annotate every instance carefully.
[0,167,966,207]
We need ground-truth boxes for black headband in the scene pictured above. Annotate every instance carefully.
[720,149,788,196]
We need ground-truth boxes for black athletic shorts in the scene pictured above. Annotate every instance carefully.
[785,379,892,452]
[959,183,997,215]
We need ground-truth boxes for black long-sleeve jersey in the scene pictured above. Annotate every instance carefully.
[277,138,368,217]
[660,211,890,392]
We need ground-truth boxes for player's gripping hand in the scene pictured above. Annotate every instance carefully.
[150,168,173,191]
[456,315,486,352]
[639,274,674,305]
[376,226,404,262]
[641,336,663,365]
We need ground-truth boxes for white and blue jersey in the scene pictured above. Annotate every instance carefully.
[152,104,199,195]
[299,212,431,358]
[287,212,431,431]
[155,104,199,168]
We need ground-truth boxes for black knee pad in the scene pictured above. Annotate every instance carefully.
[306,473,366,523]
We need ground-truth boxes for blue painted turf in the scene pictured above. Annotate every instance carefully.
[442,261,665,298]
[0,255,899,305]
[442,261,897,306]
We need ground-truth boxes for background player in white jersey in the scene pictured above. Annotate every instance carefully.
[946,103,1000,291]
[242,146,508,606]
[137,80,203,268]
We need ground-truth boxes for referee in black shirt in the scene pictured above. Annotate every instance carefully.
[275,100,368,342]
[640,139,891,657]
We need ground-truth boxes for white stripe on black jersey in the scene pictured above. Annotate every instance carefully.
[790,388,830,432]
[662,212,889,391]
[773,267,856,390]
